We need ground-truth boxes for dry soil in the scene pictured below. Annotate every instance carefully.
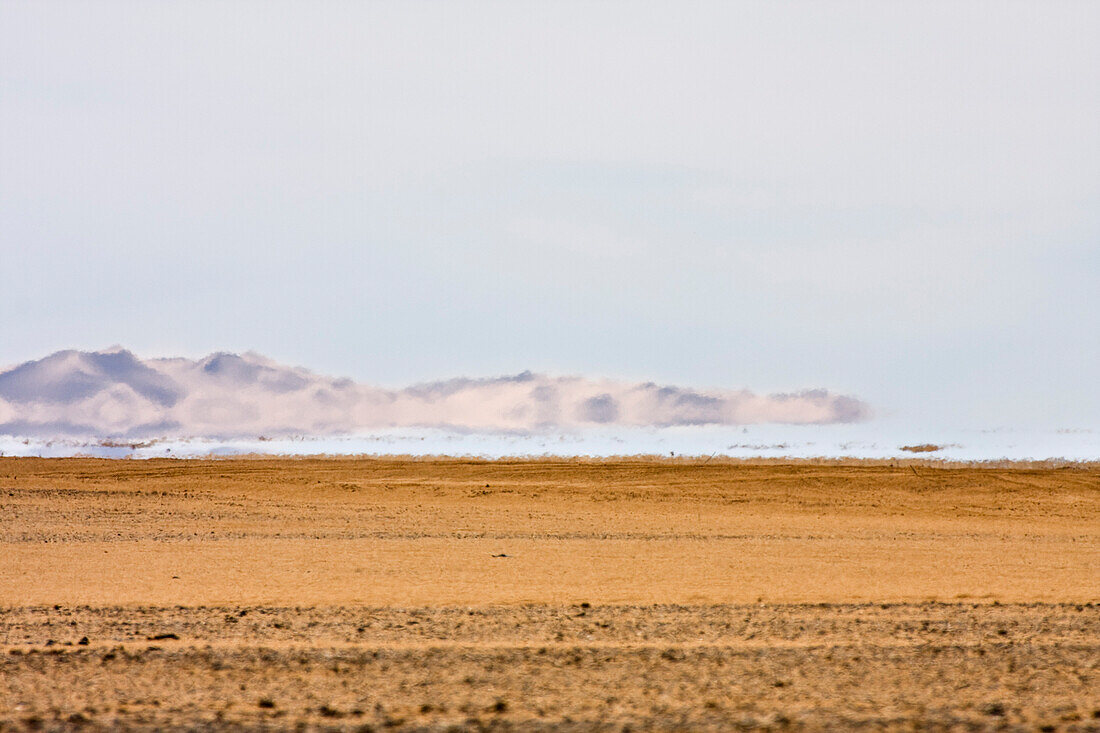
[0,457,1097,731]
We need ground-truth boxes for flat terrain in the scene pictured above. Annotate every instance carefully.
[1,458,1097,730]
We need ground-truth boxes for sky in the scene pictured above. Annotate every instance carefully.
[1,1,1097,429]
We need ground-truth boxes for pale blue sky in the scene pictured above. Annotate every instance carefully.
[1,1,1097,427]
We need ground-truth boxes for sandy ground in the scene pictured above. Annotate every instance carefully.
[0,457,1097,730]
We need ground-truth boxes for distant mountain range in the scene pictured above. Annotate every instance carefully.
[0,349,870,438]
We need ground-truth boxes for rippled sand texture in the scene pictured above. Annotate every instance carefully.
[1,458,1097,730]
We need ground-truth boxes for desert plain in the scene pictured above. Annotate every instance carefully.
[0,457,1097,731]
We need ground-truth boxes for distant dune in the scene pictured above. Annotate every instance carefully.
[0,348,870,438]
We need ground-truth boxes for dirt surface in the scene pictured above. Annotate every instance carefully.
[0,458,1097,730]
[2,603,1099,731]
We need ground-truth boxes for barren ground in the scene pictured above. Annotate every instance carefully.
[0,458,1097,730]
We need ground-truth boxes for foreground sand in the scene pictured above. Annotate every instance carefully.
[1,458,1097,730]
[3,603,1098,731]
